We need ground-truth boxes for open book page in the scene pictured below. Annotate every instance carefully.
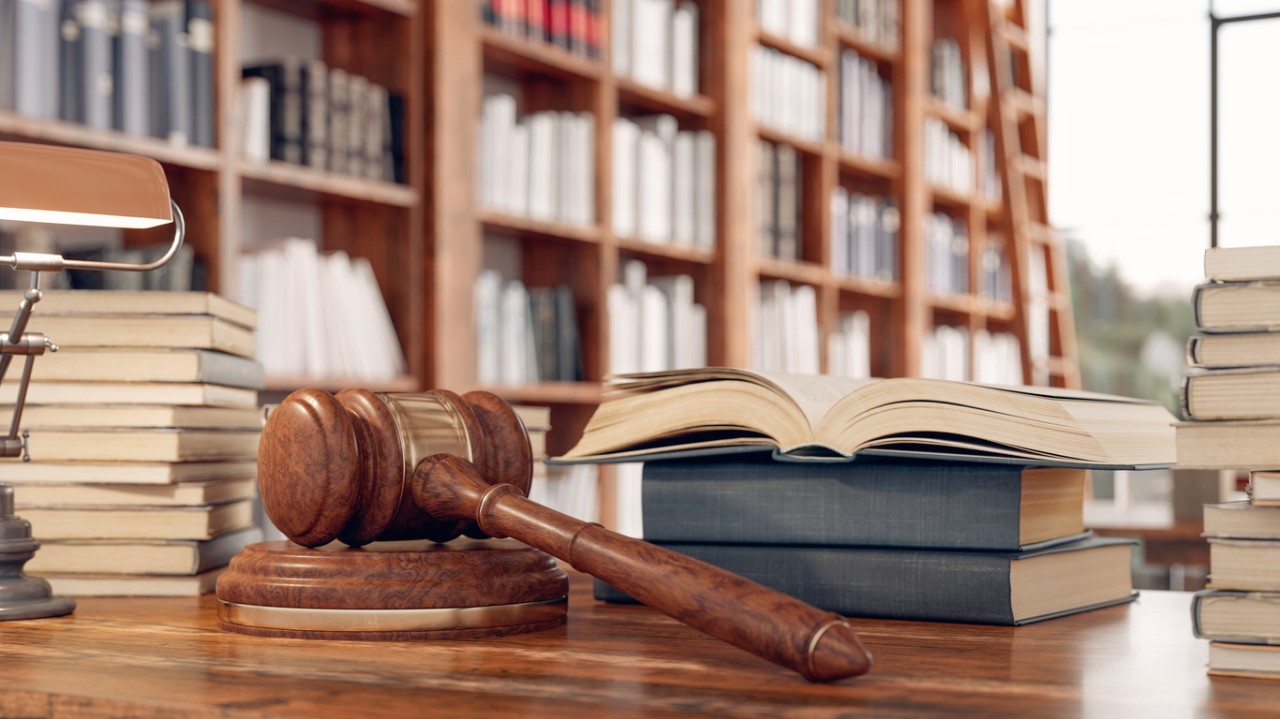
[754,372,878,435]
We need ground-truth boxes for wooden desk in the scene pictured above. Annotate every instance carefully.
[0,573,1274,718]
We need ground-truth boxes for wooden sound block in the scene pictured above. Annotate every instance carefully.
[216,538,568,640]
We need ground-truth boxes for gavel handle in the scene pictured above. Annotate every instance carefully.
[414,455,872,682]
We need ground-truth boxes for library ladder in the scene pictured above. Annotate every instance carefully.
[985,0,1080,388]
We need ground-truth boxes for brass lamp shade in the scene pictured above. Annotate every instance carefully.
[0,142,173,229]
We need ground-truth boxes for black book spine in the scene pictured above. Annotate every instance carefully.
[185,0,214,147]
[641,458,1028,549]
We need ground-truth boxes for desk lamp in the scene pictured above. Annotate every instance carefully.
[0,140,185,620]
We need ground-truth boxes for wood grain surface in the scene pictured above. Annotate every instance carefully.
[0,573,1271,718]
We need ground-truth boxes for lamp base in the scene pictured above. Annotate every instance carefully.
[0,576,76,621]
[215,538,568,640]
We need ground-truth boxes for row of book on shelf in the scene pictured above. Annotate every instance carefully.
[233,238,407,383]
[551,366,1181,625]
[478,87,595,228]
[473,270,585,386]
[0,290,264,596]
[613,0,700,97]
[838,48,893,161]
[1173,243,1280,678]
[829,187,899,282]
[751,45,824,142]
[482,0,604,61]
[612,114,715,250]
[0,0,214,147]
[240,59,405,183]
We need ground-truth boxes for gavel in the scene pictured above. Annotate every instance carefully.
[255,387,872,682]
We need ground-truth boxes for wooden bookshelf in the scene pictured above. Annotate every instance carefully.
[423,0,1074,453]
[0,0,1072,454]
[0,0,425,395]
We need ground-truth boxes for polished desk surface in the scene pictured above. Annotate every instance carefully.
[0,572,1274,718]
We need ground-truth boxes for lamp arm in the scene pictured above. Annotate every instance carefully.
[0,200,185,273]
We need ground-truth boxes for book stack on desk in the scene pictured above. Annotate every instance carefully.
[1192,496,1280,678]
[1175,245,1280,470]
[556,368,1180,625]
[0,290,264,596]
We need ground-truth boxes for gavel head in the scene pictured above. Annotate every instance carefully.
[258,388,533,548]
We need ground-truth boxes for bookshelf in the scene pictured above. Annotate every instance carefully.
[0,0,1074,454]
[0,0,425,394]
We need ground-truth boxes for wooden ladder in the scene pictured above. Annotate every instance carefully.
[984,0,1080,388]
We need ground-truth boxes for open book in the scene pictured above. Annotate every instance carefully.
[552,369,1178,469]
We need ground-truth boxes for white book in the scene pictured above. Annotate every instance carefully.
[649,275,695,369]
[240,76,270,164]
[352,256,406,378]
[530,113,556,221]
[474,270,503,385]
[488,92,517,212]
[607,283,639,375]
[317,252,357,378]
[636,114,677,243]
[639,284,670,372]
[578,112,596,226]
[612,117,640,238]
[694,130,716,250]
[672,131,696,246]
[509,122,530,217]
[633,0,672,90]
[556,111,576,224]
[791,283,820,374]
[613,0,632,77]
[849,310,871,378]
[830,186,849,275]
[285,239,329,378]
[688,302,707,367]
[671,1,698,98]
[500,279,530,385]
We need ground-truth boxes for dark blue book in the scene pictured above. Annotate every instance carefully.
[595,536,1137,625]
[150,0,191,144]
[185,0,214,147]
[641,457,1088,551]
[112,0,151,136]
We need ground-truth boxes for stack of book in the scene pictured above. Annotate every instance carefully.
[553,367,1179,624]
[1193,495,1280,679]
[1175,244,1280,470]
[1177,244,1280,677]
[0,290,263,596]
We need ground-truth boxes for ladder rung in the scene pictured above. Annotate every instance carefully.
[1000,21,1029,52]
[1008,88,1044,117]
[1016,156,1046,181]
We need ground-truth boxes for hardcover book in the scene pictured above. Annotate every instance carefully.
[641,457,1087,550]
[13,477,256,507]
[26,527,262,575]
[1193,281,1280,332]
[1193,589,1280,645]
[1203,501,1280,540]
[1175,420,1280,470]
[24,428,260,462]
[1209,538,1280,592]
[553,368,1177,468]
[21,499,254,540]
[1204,245,1280,283]
[28,348,265,388]
[1186,331,1280,369]
[596,536,1137,625]
[1181,367,1280,421]
[9,404,263,430]
[0,382,258,408]
[1207,642,1280,680]
[0,460,258,485]
[1250,471,1280,507]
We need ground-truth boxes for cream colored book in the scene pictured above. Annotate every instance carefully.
[21,499,255,540]
[1204,244,1280,282]
[554,368,1178,468]
[1208,538,1280,592]
[1175,420,1280,470]
[14,404,265,430]
[1250,471,1280,507]
[0,381,258,407]
[26,528,263,575]
[0,460,257,485]
[38,568,227,596]
[13,477,257,507]
[28,348,264,388]
[4,314,256,358]
[25,428,260,462]
[0,290,257,329]
[1204,502,1280,540]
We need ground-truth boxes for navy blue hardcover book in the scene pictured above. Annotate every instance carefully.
[594,536,1137,625]
[641,456,1088,551]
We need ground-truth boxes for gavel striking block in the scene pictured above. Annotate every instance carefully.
[217,387,872,682]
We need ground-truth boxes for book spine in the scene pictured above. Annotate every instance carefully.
[642,459,1029,549]
[185,0,214,147]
